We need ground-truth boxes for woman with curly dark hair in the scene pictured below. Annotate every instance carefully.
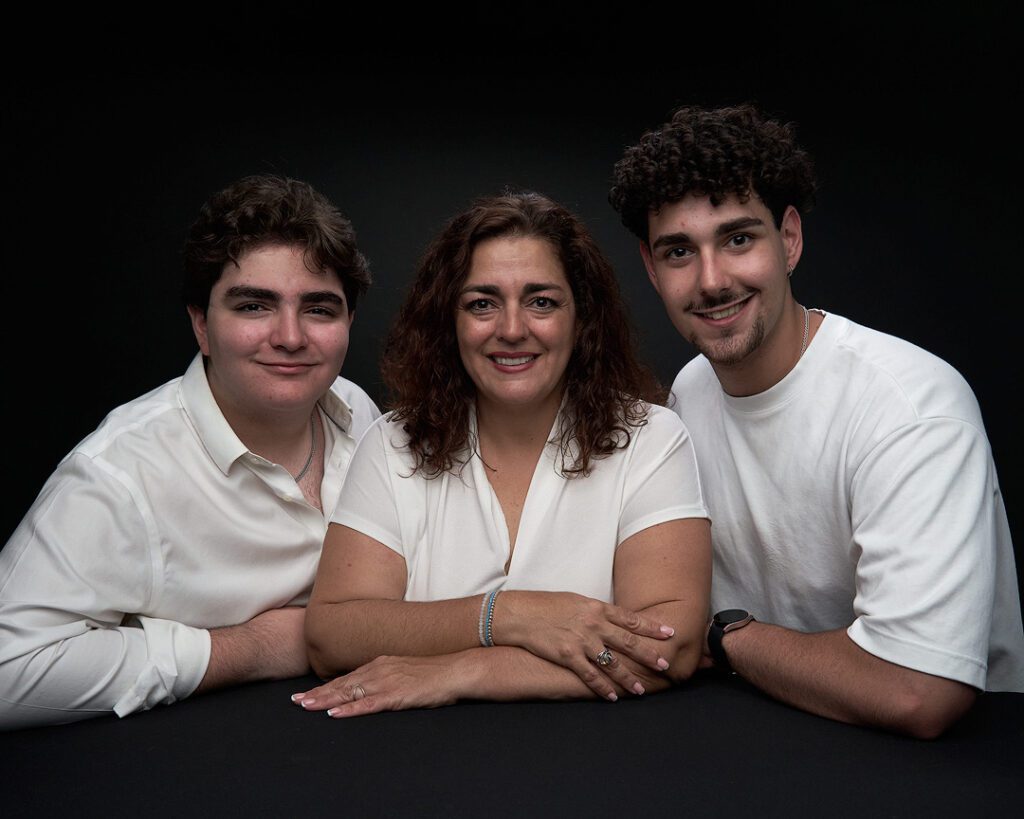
[295,191,711,718]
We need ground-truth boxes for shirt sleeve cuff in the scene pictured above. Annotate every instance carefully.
[112,618,212,717]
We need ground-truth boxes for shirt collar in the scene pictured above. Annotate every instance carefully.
[178,353,358,475]
[317,378,356,439]
[179,354,248,475]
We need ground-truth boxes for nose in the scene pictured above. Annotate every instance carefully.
[696,253,731,296]
[270,310,307,351]
[497,305,528,343]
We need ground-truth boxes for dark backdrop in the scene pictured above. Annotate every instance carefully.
[3,7,1019,594]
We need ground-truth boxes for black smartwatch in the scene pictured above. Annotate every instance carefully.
[707,609,755,674]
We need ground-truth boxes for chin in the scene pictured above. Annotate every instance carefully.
[695,322,765,366]
[261,391,323,411]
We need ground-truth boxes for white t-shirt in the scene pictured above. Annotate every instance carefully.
[671,312,1024,691]
[0,354,380,729]
[331,404,708,603]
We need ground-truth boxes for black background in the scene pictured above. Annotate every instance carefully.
[3,5,1020,594]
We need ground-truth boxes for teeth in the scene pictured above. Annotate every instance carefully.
[493,355,534,366]
[706,303,743,320]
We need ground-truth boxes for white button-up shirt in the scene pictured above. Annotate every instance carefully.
[0,354,379,729]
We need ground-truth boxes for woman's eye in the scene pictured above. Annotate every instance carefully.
[532,297,556,309]
[465,299,493,312]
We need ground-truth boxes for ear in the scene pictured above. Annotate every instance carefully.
[780,206,804,272]
[638,240,662,296]
[187,305,210,356]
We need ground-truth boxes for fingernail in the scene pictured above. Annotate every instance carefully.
[290,693,305,702]
[607,692,618,702]
[633,682,646,695]
[327,708,339,717]
[660,626,675,636]
[301,698,316,708]
[657,658,670,670]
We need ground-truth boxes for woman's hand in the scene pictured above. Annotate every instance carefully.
[491,591,675,701]
[291,655,461,718]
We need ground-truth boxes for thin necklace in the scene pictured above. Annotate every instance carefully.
[293,412,316,482]
[798,305,810,358]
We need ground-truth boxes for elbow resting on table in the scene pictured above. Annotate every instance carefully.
[303,604,351,680]
[666,636,703,685]
[307,654,336,682]
[630,631,702,693]
[885,676,977,740]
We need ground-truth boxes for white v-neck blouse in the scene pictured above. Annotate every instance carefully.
[330,404,708,602]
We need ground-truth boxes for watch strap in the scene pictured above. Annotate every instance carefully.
[708,611,754,673]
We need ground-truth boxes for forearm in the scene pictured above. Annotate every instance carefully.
[305,591,689,701]
[292,644,602,719]
[293,599,698,717]
[305,596,483,677]
[721,623,976,738]
[198,607,308,692]
[453,645,599,702]
[197,624,274,692]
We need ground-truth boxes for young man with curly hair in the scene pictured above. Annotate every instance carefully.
[0,175,380,729]
[609,103,1024,738]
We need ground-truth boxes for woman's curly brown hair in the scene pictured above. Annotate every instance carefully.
[609,103,817,241]
[381,190,666,478]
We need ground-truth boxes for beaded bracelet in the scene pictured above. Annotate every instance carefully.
[484,589,502,647]
[477,592,490,647]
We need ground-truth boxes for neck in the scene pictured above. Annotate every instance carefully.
[475,391,562,455]
[219,401,319,465]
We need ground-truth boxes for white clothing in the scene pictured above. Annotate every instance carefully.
[0,354,380,729]
[671,312,1024,691]
[332,404,708,602]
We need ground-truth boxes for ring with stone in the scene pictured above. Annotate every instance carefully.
[595,648,614,667]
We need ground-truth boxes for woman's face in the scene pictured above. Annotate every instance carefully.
[455,235,577,418]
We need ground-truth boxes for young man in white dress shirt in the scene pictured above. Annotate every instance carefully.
[608,103,1024,738]
[0,174,380,729]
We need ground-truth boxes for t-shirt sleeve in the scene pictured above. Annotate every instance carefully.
[846,417,1000,689]
[617,407,710,545]
[329,418,406,556]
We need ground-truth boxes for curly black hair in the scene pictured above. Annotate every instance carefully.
[609,103,817,242]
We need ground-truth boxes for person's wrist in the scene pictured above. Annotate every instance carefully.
[452,647,489,698]
[487,589,517,646]
[707,609,755,674]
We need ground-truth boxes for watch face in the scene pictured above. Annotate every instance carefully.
[715,609,750,625]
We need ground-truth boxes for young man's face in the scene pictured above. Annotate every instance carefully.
[188,244,353,424]
[640,193,802,392]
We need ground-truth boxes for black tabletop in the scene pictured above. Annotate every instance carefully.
[4,673,1022,818]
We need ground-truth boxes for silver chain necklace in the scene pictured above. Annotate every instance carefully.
[293,412,317,482]
[799,305,810,358]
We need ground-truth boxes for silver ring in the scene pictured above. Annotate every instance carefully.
[595,648,614,667]
[352,683,366,700]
